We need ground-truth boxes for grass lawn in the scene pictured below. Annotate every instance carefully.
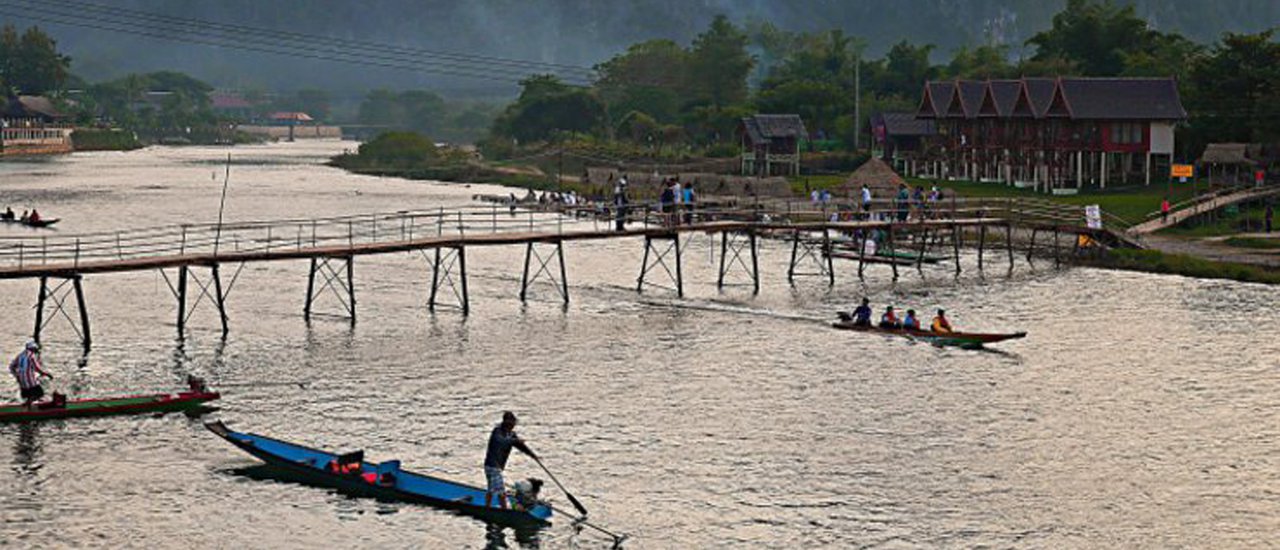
[903,177,1199,226]
[790,172,1221,227]
[1223,236,1280,249]
[1094,248,1280,284]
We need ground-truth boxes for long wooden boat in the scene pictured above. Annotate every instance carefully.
[0,389,219,422]
[831,320,1026,349]
[206,421,554,529]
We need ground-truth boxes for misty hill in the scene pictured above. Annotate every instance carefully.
[4,0,1276,95]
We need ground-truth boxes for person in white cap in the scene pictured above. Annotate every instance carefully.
[10,341,52,409]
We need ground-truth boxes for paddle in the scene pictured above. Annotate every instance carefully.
[527,451,589,518]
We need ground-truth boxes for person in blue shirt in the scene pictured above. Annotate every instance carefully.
[851,298,873,327]
[484,411,536,509]
[902,309,921,330]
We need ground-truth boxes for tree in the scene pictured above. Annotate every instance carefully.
[1182,29,1280,151]
[945,44,1015,79]
[0,25,71,94]
[594,39,688,122]
[881,41,936,98]
[491,75,605,143]
[1026,0,1167,76]
[688,15,754,109]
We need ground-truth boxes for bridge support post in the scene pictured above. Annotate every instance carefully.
[887,224,899,280]
[1026,229,1038,262]
[32,274,91,351]
[177,266,188,336]
[787,229,834,286]
[427,246,469,315]
[857,231,867,279]
[520,240,569,305]
[916,229,929,273]
[717,230,759,294]
[1053,229,1061,268]
[33,276,47,344]
[1006,223,1015,271]
[211,263,229,335]
[302,256,356,323]
[637,234,682,297]
[978,224,987,272]
[73,276,91,350]
[952,223,962,275]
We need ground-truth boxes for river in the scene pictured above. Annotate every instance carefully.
[0,142,1275,548]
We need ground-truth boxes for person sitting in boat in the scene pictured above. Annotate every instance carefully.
[931,309,953,333]
[19,210,28,223]
[902,309,921,330]
[484,411,537,509]
[9,341,52,409]
[851,298,873,327]
[879,306,901,329]
[28,209,40,224]
[2,207,13,220]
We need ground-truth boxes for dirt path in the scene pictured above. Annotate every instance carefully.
[1143,233,1280,268]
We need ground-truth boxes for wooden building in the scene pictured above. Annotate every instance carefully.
[870,112,936,173]
[738,114,806,177]
[914,78,1186,194]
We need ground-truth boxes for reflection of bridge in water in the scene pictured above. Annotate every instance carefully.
[0,197,1136,351]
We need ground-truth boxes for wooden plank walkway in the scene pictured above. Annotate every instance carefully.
[1130,186,1280,235]
[0,217,1022,279]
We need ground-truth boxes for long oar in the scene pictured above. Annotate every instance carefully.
[529,453,589,517]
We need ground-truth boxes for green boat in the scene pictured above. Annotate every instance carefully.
[0,387,219,422]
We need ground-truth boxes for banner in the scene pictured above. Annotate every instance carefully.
[1171,164,1194,178]
[1085,204,1102,230]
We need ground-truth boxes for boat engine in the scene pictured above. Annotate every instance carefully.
[511,478,544,511]
[187,375,208,393]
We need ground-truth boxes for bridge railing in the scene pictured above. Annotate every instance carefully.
[0,197,1124,271]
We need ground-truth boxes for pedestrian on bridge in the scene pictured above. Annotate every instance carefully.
[1161,197,1171,224]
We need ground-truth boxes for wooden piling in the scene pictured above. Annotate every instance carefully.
[304,259,316,321]
[212,263,229,335]
[177,265,189,335]
[674,233,684,298]
[73,275,90,350]
[749,231,760,295]
[520,242,534,301]
[33,276,48,343]
[978,224,987,271]
[887,224,898,280]
[557,241,568,305]
[952,223,961,275]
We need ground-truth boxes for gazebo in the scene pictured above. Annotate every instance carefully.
[737,114,806,177]
[1199,143,1258,187]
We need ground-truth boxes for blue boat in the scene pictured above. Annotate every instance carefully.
[206,421,553,528]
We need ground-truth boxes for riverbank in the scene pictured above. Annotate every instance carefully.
[70,128,144,152]
[1085,247,1280,284]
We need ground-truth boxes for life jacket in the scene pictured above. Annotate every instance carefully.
[932,317,952,333]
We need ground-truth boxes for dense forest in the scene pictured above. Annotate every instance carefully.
[1,0,1277,156]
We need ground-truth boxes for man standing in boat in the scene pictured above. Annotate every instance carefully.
[9,341,52,409]
[484,411,536,509]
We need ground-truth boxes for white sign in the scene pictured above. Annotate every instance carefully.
[1085,204,1103,230]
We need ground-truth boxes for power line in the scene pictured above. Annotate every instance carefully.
[0,0,595,86]
[44,0,599,79]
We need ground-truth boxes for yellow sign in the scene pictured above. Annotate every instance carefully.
[1171,164,1194,178]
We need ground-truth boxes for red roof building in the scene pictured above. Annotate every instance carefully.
[913,77,1186,193]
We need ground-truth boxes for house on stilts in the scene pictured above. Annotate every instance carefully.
[912,77,1186,194]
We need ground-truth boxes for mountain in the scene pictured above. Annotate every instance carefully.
[3,0,1275,95]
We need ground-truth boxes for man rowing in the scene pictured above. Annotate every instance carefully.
[931,309,953,333]
[484,411,537,509]
[9,341,52,409]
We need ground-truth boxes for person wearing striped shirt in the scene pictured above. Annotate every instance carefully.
[10,341,52,409]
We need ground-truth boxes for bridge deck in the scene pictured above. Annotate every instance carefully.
[0,218,1019,279]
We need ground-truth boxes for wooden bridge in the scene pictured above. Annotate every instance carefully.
[0,197,1130,351]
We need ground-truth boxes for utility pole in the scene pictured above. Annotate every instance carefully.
[854,52,861,151]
